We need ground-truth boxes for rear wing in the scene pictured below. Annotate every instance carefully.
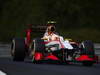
[26,25,47,45]
[31,25,47,33]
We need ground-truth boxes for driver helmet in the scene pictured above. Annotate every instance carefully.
[47,21,56,26]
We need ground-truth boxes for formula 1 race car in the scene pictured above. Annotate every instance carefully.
[11,25,98,66]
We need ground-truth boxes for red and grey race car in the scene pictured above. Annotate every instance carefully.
[11,25,98,66]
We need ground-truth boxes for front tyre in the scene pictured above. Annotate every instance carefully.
[80,40,95,66]
[80,40,95,55]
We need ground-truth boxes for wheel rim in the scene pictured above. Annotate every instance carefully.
[11,39,15,56]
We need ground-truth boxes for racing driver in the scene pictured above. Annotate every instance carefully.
[42,21,73,50]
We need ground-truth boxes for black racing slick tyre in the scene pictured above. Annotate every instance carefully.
[11,38,26,61]
[80,40,95,66]
[80,40,95,56]
[31,38,45,52]
[30,38,45,63]
[82,61,94,66]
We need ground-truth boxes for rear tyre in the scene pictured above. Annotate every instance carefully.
[11,38,26,61]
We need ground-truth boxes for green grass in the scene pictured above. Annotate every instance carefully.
[59,28,100,43]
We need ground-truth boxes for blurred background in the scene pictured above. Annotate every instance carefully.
[0,0,100,43]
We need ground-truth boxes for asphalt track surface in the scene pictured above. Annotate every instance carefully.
[0,43,100,75]
[0,57,100,75]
